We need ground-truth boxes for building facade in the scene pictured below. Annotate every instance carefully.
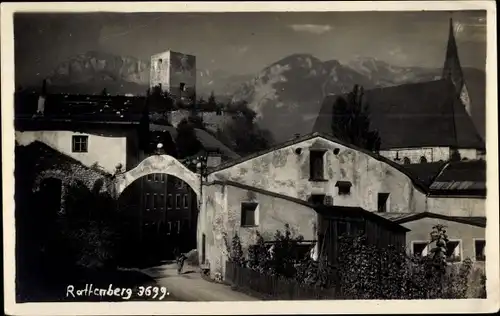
[197,133,486,278]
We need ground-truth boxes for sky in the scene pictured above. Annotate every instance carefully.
[14,10,487,85]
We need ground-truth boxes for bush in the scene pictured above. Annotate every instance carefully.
[224,223,480,299]
[61,182,123,270]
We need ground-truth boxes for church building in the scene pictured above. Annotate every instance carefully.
[313,19,486,164]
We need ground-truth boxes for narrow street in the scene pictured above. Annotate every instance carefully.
[138,263,259,301]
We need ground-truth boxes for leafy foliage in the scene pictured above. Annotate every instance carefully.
[216,100,274,155]
[224,223,481,299]
[175,117,203,159]
[331,84,381,152]
[62,182,123,270]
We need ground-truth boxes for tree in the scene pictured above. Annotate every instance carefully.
[175,118,203,159]
[331,85,381,152]
[149,84,174,111]
[207,91,218,112]
[218,100,274,155]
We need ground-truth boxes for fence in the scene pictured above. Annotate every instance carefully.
[225,261,338,300]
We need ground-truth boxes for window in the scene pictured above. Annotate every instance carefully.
[145,193,151,211]
[183,194,189,208]
[412,241,429,257]
[177,220,181,234]
[153,174,160,182]
[152,193,158,209]
[309,194,325,205]
[475,239,485,261]
[420,156,428,163]
[175,194,181,209]
[446,240,462,262]
[403,157,411,165]
[159,194,165,210]
[72,135,88,153]
[309,150,326,181]
[167,221,172,235]
[167,194,173,209]
[377,193,390,213]
[241,202,258,227]
[160,174,165,182]
[335,181,352,195]
[146,174,153,181]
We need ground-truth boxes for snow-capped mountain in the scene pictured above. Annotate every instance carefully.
[27,51,485,141]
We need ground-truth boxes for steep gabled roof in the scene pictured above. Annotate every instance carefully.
[313,79,485,150]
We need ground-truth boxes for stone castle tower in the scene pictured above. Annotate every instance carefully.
[150,50,197,104]
[442,18,472,116]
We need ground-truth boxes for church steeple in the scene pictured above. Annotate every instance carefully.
[442,17,472,115]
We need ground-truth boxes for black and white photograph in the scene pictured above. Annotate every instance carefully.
[2,1,498,315]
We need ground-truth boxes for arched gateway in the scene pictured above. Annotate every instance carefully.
[114,155,201,198]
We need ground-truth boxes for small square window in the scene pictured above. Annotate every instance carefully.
[336,181,352,195]
[167,194,173,209]
[159,194,165,210]
[309,194,325,205]
[152,193,158,209]
[72,135,88,153]
[309,150,326,181]
[145,193,151,211]
[475,239,485,261]
[241,202,258,227]
[377,193,390,213]
[412,241,429,257]
[175,194,181,209]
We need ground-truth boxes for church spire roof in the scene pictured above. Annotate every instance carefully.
[442,18,464,88]
[442,17,472,116]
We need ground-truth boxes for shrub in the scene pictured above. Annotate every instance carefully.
[61,182,123,270]
[223,232,245,266]
[226,223,478,299]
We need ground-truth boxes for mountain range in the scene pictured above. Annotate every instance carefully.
[24,50,485,143]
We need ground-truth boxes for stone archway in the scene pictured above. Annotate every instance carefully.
[114,154,202,264]
[114,154,201,198]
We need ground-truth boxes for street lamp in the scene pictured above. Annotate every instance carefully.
[155,142,163,155]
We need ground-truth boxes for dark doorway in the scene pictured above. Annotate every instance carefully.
[117,173,198,267]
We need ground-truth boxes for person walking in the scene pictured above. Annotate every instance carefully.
[175,249,187,274]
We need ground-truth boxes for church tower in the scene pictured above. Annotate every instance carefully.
[442,17,472,116]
